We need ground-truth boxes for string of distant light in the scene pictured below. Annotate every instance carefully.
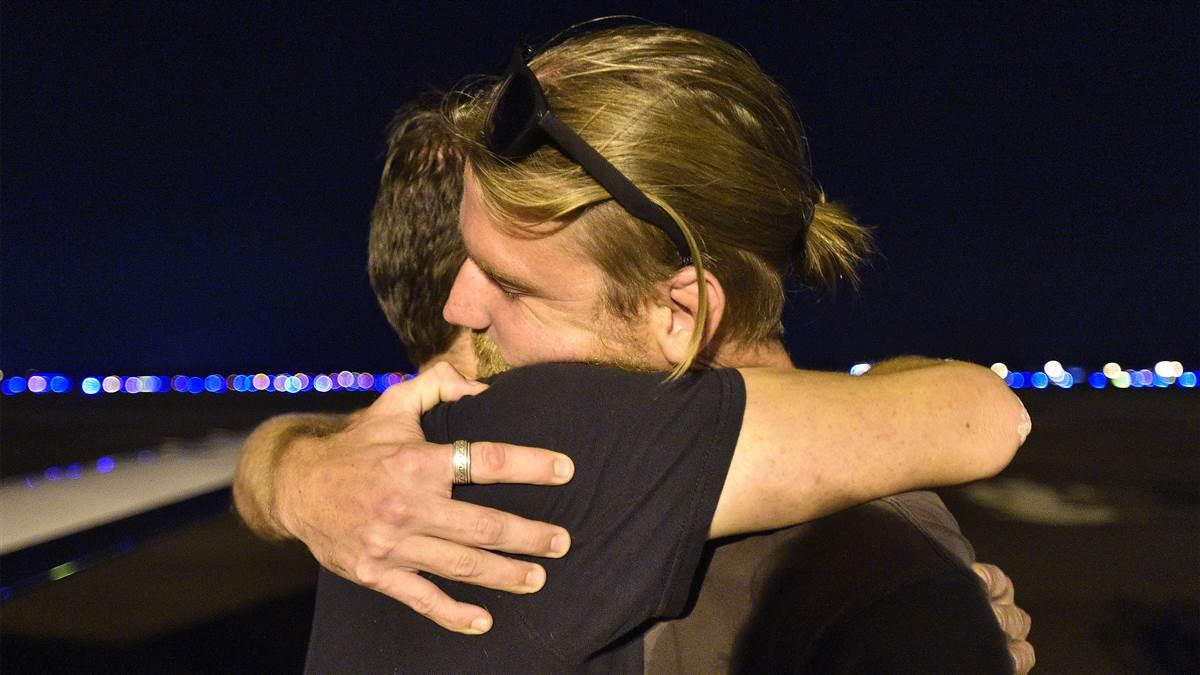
[0,361,1194,395]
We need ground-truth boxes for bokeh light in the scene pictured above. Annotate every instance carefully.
[28,376,48,393]
[49,375,70,393]
[96,456,116,473]
[314,374,333,392]
[81,377,101,395]
[1031,372,1049,389]
[989,362,1008,378]
[1088,372,1107,388]
[102,376,121,393]
[1102,362,1121,379]
[1043,360,1064,380]
[850,363,872,376]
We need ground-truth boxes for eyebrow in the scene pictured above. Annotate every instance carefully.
[470,254,536,294]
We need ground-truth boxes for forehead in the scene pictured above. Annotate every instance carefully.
[459,169,590,292]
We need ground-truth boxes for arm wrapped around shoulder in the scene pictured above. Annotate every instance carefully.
[711,360,1028,538]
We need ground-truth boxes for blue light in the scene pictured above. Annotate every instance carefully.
[314,374,332,392]
[81,377,101,395]
[172,375,189,392]
[1067,367,1086,383]
[1088,372,1107,389]
[284,376,301,394]
[187,377,204,394]
[97,456,116,473]
[66,464,83,480]
[45,466,64,481]
[1180,372,1197,388]
[124,377,141,394]
[1055,372,1074,389]
[141,376,162,393]
[232,374,246,392]
[204,374,225,393]
[49,375,70,393]
[1005,372,1025,389]
[1031,372,1049,389]
[1153,374,1171,388]
[5,376,27,394]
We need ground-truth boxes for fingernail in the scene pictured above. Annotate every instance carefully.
[1016,406,1032,444]
[550,533,570,555]
[554,457,573,480]
[524,566,546,591]
[470,616,492,634]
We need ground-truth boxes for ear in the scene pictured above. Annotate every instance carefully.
[650,266,726,366]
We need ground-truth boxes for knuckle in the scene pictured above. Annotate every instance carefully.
[473,512,505,546]
[380,496,416,529]
[352,559,381,588]
[407,589,441,617]
[360,529,393,559]
[450,551,482,579]
[477,442,507,474]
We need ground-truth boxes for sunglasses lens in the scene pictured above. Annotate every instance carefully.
[488,70,539,158]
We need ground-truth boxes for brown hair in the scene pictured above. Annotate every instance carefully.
[367,94,467,366]
[449,26,873,375]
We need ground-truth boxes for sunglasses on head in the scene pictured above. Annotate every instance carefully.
[485,46,693,267]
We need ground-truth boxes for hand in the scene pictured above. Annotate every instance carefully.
[274,362,575,634]
[972,562,1035,673]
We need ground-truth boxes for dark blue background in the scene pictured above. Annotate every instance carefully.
[3,2,1196,374]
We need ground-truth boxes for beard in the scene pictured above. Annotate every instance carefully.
[471,331,511,378]
[470,314,659,379]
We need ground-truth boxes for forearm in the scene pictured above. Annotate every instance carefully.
[713,360,1026,537]
[233,412,354,539]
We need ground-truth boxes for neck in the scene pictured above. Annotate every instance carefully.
[708,339,794,369]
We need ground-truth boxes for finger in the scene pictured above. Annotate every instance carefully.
[371,567,495,635]
[992,602,1032,641]
[402,534,550,593]
[1009,639,1036,674]
[463,441,574,485]
[973,562,1014,603]
[423,497,571,557]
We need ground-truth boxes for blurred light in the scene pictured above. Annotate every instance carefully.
[989,362,1008,378]
[124,377,142,394]
[226,374,238,390]
[1031,372,1049,389]
[1054,372,1075,388]
[1043,360,1064,380]
[82,377,101,395]
[50,376,70,393]
[357,373,375,390]
[1153,374,1173,388]
[66,464,83,480]
[187,377,204,394]
[96,456,116,473]
[849,362,872,376]
[386,373,403,387]
[231,374,246,392]
[1112,371,1131,388]
[48,562,79,582]
[284,376,302,394]
[102,376,121,393]
[171,375,188,392]
[252,373,270,391]
[1088,372,1107,389]
[28,375,48,393]
[337,371,355,388]
[1067,367,1086,383]
[1005,371,1025,389]
[0,368,4,380]
[141,376,161,393]
[1180,372,1197,388]
[1102,362,1121,379]
[296,373,311,391]
[45,466,64,481]
[204,374,225,393]
[7,376,28,394]
[1139,369,1154,387]
[273,374,288,392]
[314,374,332,392]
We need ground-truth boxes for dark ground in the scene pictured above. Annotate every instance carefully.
[1,389,1197,673]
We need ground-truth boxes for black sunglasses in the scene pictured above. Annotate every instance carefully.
[485,47,693,267]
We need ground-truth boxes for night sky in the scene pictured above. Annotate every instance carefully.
[3,2,1196,375]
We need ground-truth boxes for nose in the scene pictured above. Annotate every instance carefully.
[443,259,492,330]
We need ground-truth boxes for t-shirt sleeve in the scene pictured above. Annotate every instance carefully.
[421,363,745,663]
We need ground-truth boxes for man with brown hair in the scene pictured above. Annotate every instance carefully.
[234,31,1032,667]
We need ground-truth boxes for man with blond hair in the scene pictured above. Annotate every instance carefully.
[238,26,1034,672]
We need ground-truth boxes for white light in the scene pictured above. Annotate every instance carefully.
[1154,361,1173,378]
[1102,362,1121,379]
[1043,360,1065,380]
[102,376,121,393]
[849,363,871,376]
[990,362,1009,378]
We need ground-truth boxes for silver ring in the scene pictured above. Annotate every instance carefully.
[452,440,472,486]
